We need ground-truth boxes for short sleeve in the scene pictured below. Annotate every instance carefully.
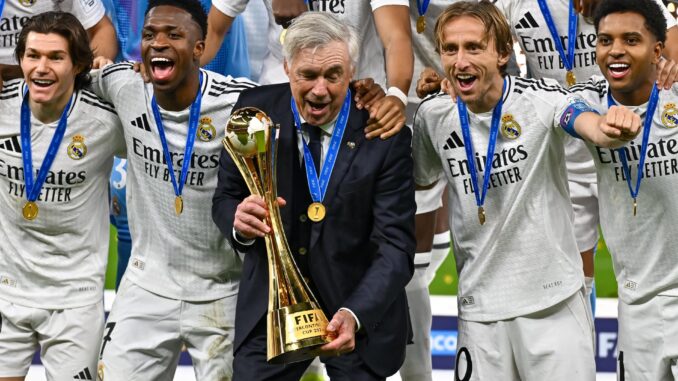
[412,102,444,187]
[68,0,106,30]
[212,0,250,18]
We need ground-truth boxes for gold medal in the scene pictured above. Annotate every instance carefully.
[478,206,485,225]
[307,202,326,222]
[566,70,576,87]
[416,15,426,34]
[632,198,637,217]
[279,28,287,45]
[174,196,183,216]
[22,201,38,220]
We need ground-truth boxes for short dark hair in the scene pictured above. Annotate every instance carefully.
[15,11,93,90]
[593,0,667,43]
[146,0,208,39]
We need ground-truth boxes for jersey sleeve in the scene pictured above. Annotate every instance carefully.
[68,0,106,30]
[654,0,678,29]
[568,76,609,113]
[370,0,409,11]
[88,63,138,105]
[212,0,249,17]
[412,98,445,187]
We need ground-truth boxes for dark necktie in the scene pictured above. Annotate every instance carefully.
[305,124,322,173]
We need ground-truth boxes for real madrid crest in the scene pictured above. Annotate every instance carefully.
[197,116,216,142]
[661,102,678,129]
[19,0,37,7]
[67,134,87,160]
[500,114,521,139]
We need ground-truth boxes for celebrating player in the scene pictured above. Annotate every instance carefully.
[90,0,255,379]
[413,2,642,380]
[567,0,678,378]
[0,12,123,381]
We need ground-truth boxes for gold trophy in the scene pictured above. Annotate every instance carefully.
[223,107,331,364]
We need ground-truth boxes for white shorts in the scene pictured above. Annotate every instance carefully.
[0,298,104,380]
[98,278,236,381]
[617,294,678,381]
[569,179,600,252]
[415,181,446,215]
[455,289,595,381]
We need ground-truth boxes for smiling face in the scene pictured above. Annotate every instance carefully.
[284,41,354,126]
[141,5,204,93]
[439,15,509,113]
[596,11,661,104]
[20,32,78,110]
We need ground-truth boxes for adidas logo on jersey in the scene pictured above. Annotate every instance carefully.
[443,131,464,150]
[460,296,475,306]
[515,12,539,30]
[73,367,93,380]
[0,136,21,154]
[131,113,152,132]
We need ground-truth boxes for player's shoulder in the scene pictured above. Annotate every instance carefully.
[100,62,139,82]
[0,79,25,106]
[415,91,455,124]
[73,88,119,128]
[512,76,569,97]
[569,75,608,96]
[202,69,257,102]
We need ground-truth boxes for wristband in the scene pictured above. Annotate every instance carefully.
[386,86,408,106]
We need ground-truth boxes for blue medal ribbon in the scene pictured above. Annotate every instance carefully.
[290,89,351,203]
[0,1,5,18]
[150,71,203,210]
[537,0,578,76]
[416,0,431,19]
[457,78,506,225]
[20,89,73,203]
[607,84,660,215]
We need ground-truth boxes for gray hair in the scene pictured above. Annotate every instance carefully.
[282,12,360,70]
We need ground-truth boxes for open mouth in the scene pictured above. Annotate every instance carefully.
[307,100,329,114]
[150,57,175,81]
[31,78,55,88]
[456,74,477,91]
[607,63,630,79]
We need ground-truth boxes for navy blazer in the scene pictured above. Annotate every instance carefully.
[212,83,416,377]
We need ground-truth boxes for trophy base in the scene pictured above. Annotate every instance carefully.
[267,302,331,364]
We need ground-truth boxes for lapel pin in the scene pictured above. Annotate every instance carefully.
[346,141,356,149]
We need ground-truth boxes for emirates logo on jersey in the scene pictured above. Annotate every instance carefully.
[67,134,88,160]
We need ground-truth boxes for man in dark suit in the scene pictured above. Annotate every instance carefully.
[212,12,416,381]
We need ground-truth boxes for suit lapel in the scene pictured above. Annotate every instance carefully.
[309,100,366,250]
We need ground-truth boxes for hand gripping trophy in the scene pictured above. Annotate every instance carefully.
[223,108,331,364]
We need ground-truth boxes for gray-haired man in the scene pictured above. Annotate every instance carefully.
[212,12,417,381]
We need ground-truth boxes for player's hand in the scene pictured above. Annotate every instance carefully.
[320,309,356,357]
[574,0,598,18]
[92,56,114,69]
[132,61,151,83]
[233,195,286,239]
[365,95,406,140]
[352,78,385,111]
[599,105,642,141]
[656,57,678,90]
[441,77,457,101]
[271,0,307,27]
[416,67,442,98]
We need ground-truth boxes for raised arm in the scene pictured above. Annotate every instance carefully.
[87,16,118,61]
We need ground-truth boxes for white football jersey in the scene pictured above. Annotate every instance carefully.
[413,75,585,322]
[572,78,678,303]
[494,0,677,183]
[0,0,105,64]
[212,0,409,86]
[0,79,124,309]
[89,64,256,301]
